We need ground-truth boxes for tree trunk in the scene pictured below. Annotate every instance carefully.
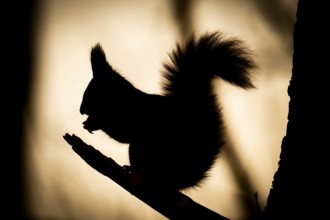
[263,0,327,219]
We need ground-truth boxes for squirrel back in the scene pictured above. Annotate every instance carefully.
[80,31,257,190]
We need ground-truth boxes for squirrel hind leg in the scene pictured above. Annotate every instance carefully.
[122,165,147,188]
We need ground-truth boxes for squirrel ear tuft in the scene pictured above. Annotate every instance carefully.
[90,43,109,77]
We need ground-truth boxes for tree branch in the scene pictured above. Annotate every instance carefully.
[63,133,229,220]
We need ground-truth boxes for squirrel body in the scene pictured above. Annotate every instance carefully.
[80,32,257,190]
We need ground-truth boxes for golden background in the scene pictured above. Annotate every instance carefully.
[23,1,297,219]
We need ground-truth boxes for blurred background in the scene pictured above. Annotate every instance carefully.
[22,0,298,219]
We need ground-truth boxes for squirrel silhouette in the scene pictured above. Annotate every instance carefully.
[80,32,257,191]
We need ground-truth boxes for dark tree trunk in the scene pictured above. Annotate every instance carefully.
[263,0,327,219]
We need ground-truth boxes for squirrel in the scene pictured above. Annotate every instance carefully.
[80,31,257,191]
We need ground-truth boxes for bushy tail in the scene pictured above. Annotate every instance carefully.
[161,32,257,96]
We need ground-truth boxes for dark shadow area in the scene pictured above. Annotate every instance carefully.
[5,0,39,218]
